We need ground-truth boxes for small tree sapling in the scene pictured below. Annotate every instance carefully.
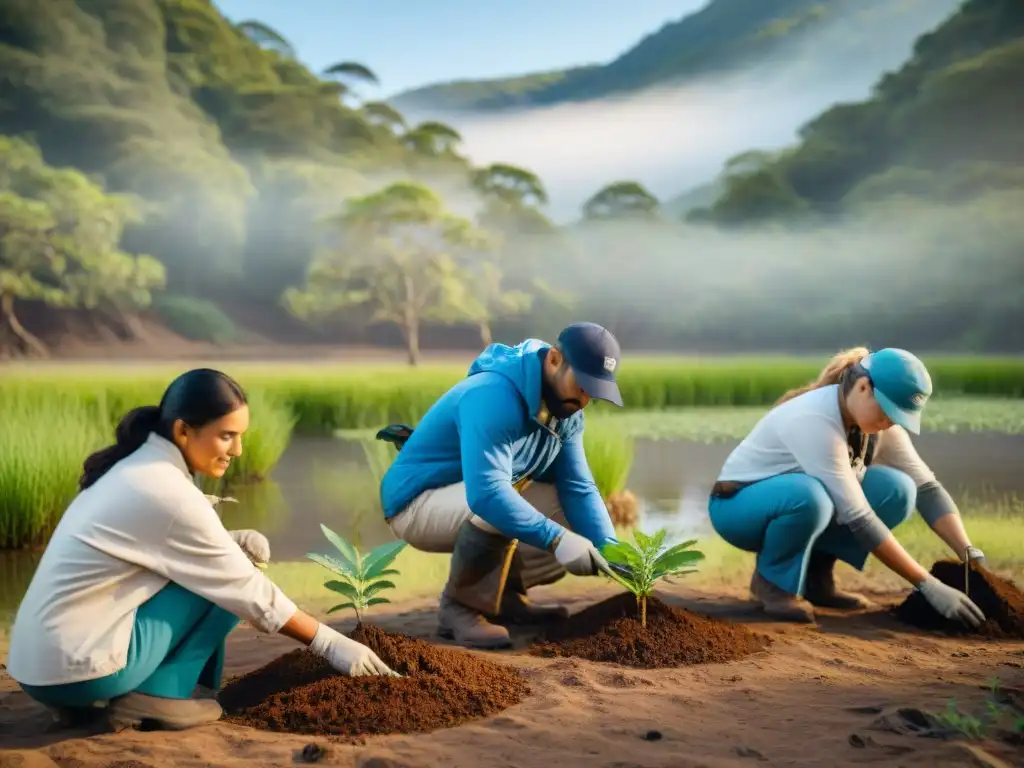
[306,523,407,624]
[600,529,705,629]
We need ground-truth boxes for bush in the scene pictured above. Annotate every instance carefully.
[154,295,239,344]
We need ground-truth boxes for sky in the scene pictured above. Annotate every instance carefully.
[212,0,707,97]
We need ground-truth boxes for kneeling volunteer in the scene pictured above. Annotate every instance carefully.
[707,347,986,626]
[6,368,397,733]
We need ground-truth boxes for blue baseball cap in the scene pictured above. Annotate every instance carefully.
[556,322,623,406]
[860,348,932,434]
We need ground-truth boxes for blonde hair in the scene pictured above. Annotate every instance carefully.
[775,346,870,406]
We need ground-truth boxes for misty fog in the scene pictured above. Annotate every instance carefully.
[399,0,961,221]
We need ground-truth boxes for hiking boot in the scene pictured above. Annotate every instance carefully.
[749,570,816,623]
[436,521,515,649]
[499,588,570,625]
[497,548,570,625]
[803,552,873,610]
[437,590,512,648]
[106,692,223,732]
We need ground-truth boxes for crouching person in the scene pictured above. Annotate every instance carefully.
[6,369,396,733]
[379,323,624,648]
[708,347,986,627]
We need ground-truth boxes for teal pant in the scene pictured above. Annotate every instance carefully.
[708,465,916,596]
[20,583,240,709]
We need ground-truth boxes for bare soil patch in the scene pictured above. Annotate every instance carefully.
[896,560,1024,638]
[218,623,528,740]
[530,591,771,667]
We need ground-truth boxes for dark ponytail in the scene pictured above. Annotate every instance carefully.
[79,406,164,490]
[78,368,247,491]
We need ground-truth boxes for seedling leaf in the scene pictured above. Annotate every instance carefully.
[598,528,704,629]
[306,525,406,624]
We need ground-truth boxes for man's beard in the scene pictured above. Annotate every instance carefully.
[541,377,581,420]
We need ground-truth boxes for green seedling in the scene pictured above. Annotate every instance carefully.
[599,528,705,628]
[306,523,407,624]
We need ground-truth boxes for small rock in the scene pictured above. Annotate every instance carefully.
[733,746,768,761]
[952,651,969,658]
[299,744,328,763]
[641,730,662,741]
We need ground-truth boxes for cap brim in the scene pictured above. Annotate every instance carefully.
[575,370,623,407]
[874,388,922,435]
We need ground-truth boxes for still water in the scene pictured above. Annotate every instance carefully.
[2,433,1022,629]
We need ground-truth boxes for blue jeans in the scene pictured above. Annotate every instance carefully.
[708,466,916,596]
[20,583,240,708]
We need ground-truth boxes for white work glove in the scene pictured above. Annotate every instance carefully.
[964,545,987,568]
[917,575,986,628]
[229,529,271,568]
[309,623,399,677]
[553,530,613,577]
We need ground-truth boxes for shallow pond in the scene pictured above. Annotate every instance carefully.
[2,432,1023,630]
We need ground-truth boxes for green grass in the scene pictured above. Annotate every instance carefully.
[583,423,635,499]
[265,495,1024,615]
[586,397,1024,443]
[3,355,1022,435]
[0,384,296,550]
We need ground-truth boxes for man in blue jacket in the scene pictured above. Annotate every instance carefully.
[379,322,623,648]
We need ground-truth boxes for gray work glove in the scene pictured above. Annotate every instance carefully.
[964,545,987,568]
[553,530,614,577]
[229,529,270,568]
[917,575,986,628]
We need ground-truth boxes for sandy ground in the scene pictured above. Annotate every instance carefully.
[2,581,1023,768]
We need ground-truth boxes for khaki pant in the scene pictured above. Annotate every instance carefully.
[388,482,567,589]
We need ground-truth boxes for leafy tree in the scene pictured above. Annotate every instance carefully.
[283,181,484,365]
[402,121,463,157]
[582,181,660,220]
[0,136,164,357]
[235,20,296,57]
[471,163,548,207]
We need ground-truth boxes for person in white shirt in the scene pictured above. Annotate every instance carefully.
[708,347,987,626]
[6,368,398,733]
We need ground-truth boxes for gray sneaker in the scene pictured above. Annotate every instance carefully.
[107,692,224,732]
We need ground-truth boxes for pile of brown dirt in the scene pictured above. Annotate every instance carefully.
[218,624,529,739]
[530,592,771,668]
[895,560,1024,638]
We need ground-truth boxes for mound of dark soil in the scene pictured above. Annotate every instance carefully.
[895,560,1024,638]
[530,592,771,668]
[219,624,529,739]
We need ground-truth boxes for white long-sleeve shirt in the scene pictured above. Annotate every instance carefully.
[6,433,298,687]
[717,385,938,543]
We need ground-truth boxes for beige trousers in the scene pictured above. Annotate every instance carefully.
[388,482,567,589]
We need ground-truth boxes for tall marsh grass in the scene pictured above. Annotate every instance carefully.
[4,355,1022,435]
[1,385,296,549]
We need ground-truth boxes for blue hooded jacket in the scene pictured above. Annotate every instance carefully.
[379,339,617,552]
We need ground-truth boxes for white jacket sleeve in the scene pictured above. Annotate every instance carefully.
[778,412,893,549]
[148,492,298,634]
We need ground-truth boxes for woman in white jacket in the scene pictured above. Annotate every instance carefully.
[7,368,397,732]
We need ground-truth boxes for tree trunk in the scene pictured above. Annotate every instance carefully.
[0,293,49,358]
[404,318,420,366]
[479,321,492,348]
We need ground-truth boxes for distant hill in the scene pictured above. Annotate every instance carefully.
[697,0,1024,223]
[390,0,959,114]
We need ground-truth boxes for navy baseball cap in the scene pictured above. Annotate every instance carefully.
[556,322,623,406]
[861,348,932,434]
